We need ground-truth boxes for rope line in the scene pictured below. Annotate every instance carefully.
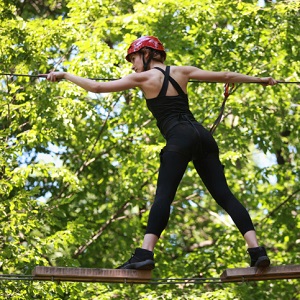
[148,277,222,285]
[0,73,299,84]
[0,274,222,285]
[0,273,297,285]
[210,83,235,134]
[2,72,298,135]
[0,274,34,281]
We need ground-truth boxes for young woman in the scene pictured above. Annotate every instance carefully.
[46,36,277,270]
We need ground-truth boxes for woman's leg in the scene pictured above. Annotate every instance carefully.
[117,149,189,270]
[244,230,259,248]
[145,149,189,240]
[191,124,270,267]
[193,155,256,242]
[141,234,159,251]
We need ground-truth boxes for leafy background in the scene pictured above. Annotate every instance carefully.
[0,0,299,299]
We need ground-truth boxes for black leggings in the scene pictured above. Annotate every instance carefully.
[146,121,255,237]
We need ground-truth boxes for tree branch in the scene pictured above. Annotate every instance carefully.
[73,200,130,258]
[72,169,159,258]
[257,188,300,227]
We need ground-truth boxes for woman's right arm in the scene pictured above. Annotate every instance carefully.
[45,71,148,93]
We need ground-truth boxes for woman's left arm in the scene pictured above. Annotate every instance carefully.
[184,66,278,85]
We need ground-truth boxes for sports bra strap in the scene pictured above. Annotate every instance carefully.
[154,66,186,97]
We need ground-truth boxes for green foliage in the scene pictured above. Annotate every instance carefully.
[0,0,299,298]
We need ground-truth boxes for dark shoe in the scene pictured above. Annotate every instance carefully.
[247,246,270,267]
[117,248,155,270]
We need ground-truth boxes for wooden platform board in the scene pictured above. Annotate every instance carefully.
[32,266,152,283]
[221,265,300,282]
[32,265,300,284]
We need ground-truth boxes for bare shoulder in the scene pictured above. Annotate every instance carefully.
[167,66,199,86]
[169,66,200,77]
[125,71,151,83]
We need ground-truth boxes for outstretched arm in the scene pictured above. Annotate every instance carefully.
[184,66,278,85]
[45,71,147,93]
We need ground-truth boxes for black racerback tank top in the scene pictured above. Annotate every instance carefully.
[146,66,196,136]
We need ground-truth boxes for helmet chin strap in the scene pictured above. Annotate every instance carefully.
[142,50,154,71]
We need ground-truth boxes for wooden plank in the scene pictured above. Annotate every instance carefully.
[221,265,300,282]
[32,266,152,283]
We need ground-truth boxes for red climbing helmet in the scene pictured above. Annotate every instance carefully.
[125,36,166,62]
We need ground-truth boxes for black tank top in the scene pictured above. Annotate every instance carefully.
[146,66,196,137]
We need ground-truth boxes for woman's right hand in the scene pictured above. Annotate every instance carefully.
[42,71,66,82]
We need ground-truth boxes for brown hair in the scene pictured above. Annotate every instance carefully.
[139,47,166,63]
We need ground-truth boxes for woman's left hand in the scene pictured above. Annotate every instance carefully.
[261,77,278,86]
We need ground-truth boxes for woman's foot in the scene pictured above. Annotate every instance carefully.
[117,248,155,270]
[247,246,270,267]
